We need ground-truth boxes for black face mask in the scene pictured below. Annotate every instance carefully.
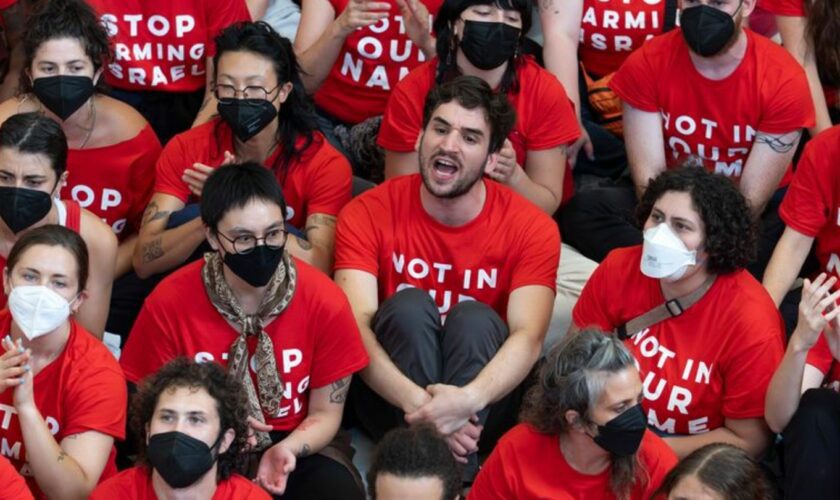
[32,75,95,121]
[223,244,284,288]
[680,4,740,57]
[0,186,53,234]
[459,20,521,70]
[592,404,647,457]
[217,98,277,142]
[147,431,222,489]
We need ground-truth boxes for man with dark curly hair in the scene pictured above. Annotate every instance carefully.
[89,358,270,499]
[367,425,462,500]
[571,166,784,461]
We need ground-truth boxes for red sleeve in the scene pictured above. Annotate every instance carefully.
[64,346,128,440]
[806,336,835,378]
[333,195,382,275]
[153,134,193,203]
[0,456,32,500]
[760,0,805,16]
[304,141,352,217]
[719,315,784,419]
[779,134,833,237]
[127,126,162,234]
[757,48,815,133]
[572,253,620,331]
[510,210,560,292]
[610,43,660,112]
[377,66,430,152]
[0,0,15,9]
[520,66,580,150]
[121,299,180,384]
[205,1,252,56]
[467,436,517,500]
[308,278,369,388]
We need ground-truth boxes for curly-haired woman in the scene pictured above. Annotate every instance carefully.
[572,166,785,460]
[90,358,270,499]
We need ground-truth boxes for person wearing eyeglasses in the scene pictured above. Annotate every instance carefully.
[133,21,352,279]
[121,162,369,499]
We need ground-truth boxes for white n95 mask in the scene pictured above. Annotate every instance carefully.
[640,223,697,281]
[8,286,71,340]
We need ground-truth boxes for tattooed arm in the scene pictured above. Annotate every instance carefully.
[741,129,803,218]
[133,193,207,278]
[285,213,337,274]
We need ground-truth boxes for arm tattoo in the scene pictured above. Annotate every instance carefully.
[141,201,171,226]
[142,238,164,263]
[57,451,68,462]
[539,0,559,14]
[754,130,802,154]
[297,443,311,458]
[329,377,350,404]
[295,237,313,251]
[304,214,337,238]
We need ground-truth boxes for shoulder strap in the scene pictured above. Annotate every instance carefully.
[616,276,716,340]
[663,0,679,32]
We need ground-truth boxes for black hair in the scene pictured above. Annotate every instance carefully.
[6,224,89,292]
[433,0,533,93]
[422,75,516,154]
[132,358,251,481]
[636,166,756,275]
[20,0,112,94]
[0,112,68,179]
[654,443,774,500]
[213,21,318,181]
[200,162,287,232]
[367,425,462,500]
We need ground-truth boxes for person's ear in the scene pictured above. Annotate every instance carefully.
[206,226,221,252]
[53,171,69,199]
[69,289,88,314]
[277,82,294,105]
[483,152,499,174]
[414,132,422,152]
[218,427,235,455]
[3,267,10,297]
[93,67,104,86]
[145,423,151,446]
[565,410,582,429]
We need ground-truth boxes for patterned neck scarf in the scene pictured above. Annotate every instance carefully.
[202,251,296,450]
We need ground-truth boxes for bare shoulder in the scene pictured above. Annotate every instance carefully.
[95,95,150,142]
[79,208,118,254]
[0,95,37,124]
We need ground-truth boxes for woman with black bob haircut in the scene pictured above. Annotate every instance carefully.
[135,21,352,279]
[470,329,677,499]
[91,357,270,498]
[654,443,773,499]
[573,166,785,460]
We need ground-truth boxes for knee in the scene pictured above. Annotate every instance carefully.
[443,300,507,348]
[373,287,440,340]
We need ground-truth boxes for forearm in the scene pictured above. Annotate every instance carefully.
[287,235,333,274]
[297,22,350,94]
[803,56,832,134]
[384,150,420,179]
[762,229,813,306]
[17,406,95,499]
[134,218,206,278]
[765,340,810,433]
[279,411,340,457]
[664,425,770,460]
[464,332,541,410]
[508,166,561,214]
[543,35,581,121]
[116,235,138,278]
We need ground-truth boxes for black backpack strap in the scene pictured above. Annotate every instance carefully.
[663,0,679,32]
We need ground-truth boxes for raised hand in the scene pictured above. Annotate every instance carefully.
[337,0,390,36]
[0,336,29,394]
[792,273,840,353]
[256,442,297,495]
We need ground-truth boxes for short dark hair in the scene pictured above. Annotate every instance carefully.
[20,0,112,94]
[636,166,756,275]
[213,21,317,176]
[0,112,68,180]
[131,358,250,481]
[200,162,287,232]
[655,443,773,500]
[367,425,462,500]
[422,75,516,154]
[6,224,89,293]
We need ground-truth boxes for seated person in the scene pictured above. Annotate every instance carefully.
[0,112,117,338]
[367,425,462,500]
[334,76,560,475]
[654,443,773,499]
[134,21,350,278]
[572,166,784,459]
[765,272,840,500]
[562,0,814,277]
[0,225,126,498]
[121,163,369,499]
[90,358,270,499]
[764,126,840,310]
[469,329,678,499]
[378,0,579,215]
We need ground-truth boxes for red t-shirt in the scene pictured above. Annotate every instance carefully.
[0,200,82,310]
[120,257,369,430]
[154,119,351,228]
[63,124,160,239]
[468,424,677,500]
[0,312,127,499]
[90,467,270,500]
[377,57,581,204]
[760,0,805,16]
[334,175,559,319]
[579,0,673,77]
[313,0,443,124]
[573,246,785,435]
[88,0,251,92]
[611,29,814,188]
[0,455,32,500]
